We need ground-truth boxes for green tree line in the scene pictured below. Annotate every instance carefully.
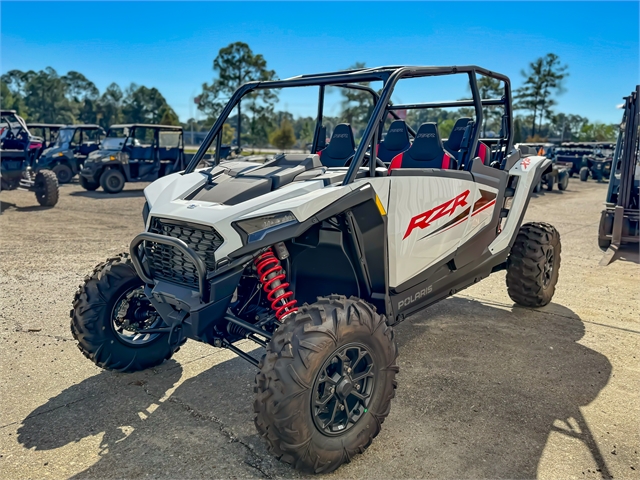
[1,46,618,146]
[1,67,180,128]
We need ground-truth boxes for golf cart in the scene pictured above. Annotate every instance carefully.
[598,86,639,263]
[1,110,58,206]
[578,143,614,182]
[26,123,64,160]
[79,124,185,193]
[36,124,105,183]
[71,66,560,473]
[516,142,569,192]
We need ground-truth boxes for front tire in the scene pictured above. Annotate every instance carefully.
[34,170,59,207]
[79,175,99,191]
[506,222,561,307]
[70,253,176,372]
[100,168,125,194]
[254,295,398,474]
[580,167,589,182]
[52,164,73,184]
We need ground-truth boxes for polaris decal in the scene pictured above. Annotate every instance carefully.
[397,284,433,309]
[403,190,471,239]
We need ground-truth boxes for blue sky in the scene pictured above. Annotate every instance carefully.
[2,1,638,123]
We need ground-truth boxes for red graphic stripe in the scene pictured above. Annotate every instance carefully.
[433,199,497,238]
[471,199,496,217]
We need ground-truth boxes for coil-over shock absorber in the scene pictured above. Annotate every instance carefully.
[254,244,298,322]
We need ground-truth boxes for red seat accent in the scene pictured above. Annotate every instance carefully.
[477,142,489,164]
[388,151,453,172]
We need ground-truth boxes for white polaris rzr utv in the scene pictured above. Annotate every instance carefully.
[71,65,561,474]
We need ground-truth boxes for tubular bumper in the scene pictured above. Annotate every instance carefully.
[130,232,209,300]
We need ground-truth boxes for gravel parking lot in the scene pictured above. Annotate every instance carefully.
[1,179,638,479]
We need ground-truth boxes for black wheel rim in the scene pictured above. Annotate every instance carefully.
[111,286,162,345]
[59,171,71,183]
[108,175,122,189]
[311,343,376,436]
[543,247,555,288]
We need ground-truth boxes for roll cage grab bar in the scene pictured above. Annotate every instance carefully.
[184,65,514,182]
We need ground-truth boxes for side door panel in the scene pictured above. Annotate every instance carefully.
[387,175,484,288]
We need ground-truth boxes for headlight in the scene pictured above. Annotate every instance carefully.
[234,212,298,243]
[56,152,64,157]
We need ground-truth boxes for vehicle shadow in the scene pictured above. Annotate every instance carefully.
[606,246,640,265]
[69,189,146,199]
[17,298,612,479]
[0,200,54,213]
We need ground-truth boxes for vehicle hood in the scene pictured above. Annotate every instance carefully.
[143,159,357,260]
[85,149,120,163]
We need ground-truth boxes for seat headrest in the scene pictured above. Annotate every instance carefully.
[444,117,472,152]
[383,120,410,150]
[407,123,444,162]
[324,124,355,160]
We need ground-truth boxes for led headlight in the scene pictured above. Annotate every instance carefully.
[234,211,298,243]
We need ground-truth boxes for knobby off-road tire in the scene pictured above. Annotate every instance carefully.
[79,175,99,191]
[34,170,59,207]
[506,222,561,307]
[100,169,125,194]
[254,295,398,474]
[70,253,176,372]
[580,166,590,182]
[52,164,73,184]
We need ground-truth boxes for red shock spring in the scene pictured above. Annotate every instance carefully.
[254,248,298,322]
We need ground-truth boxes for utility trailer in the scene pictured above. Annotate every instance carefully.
[599,86,640,265]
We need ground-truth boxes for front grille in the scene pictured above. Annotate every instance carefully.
[145,217,224,288]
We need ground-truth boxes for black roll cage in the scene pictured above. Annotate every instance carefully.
[184,65,513,181]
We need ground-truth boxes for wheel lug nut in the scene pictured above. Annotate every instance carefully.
[355,384,360,390]
[340,404,345,411]
[347,367,351,373]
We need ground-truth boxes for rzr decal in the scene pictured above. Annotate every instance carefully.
[521,158,531,170]
[403,190,470,239]
[419,190,497,239]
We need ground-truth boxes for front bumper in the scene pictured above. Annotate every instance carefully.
[129,232,252,342]
[79,163,100,181]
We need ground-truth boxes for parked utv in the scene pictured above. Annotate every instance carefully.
[26,123,64,160]
[36,124,105,183]
[578,143,614,182]
[1,110,58,206]
[516,142,569,192]
[71,66,561,474]
[79,124,185,193]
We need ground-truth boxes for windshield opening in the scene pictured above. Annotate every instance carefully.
[101,127,129,150]
[54,128,75,146]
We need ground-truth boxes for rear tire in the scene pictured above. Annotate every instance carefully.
[254,295,398,474]
[580,167,589,182]
[506,222,561,307]
[100,169,125,194]
[558,174,569,191]
[545,176,554,191]
[34,170,59,207]
[79,175,99,191]
[70,253,176,372]
[52,164,73,184]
